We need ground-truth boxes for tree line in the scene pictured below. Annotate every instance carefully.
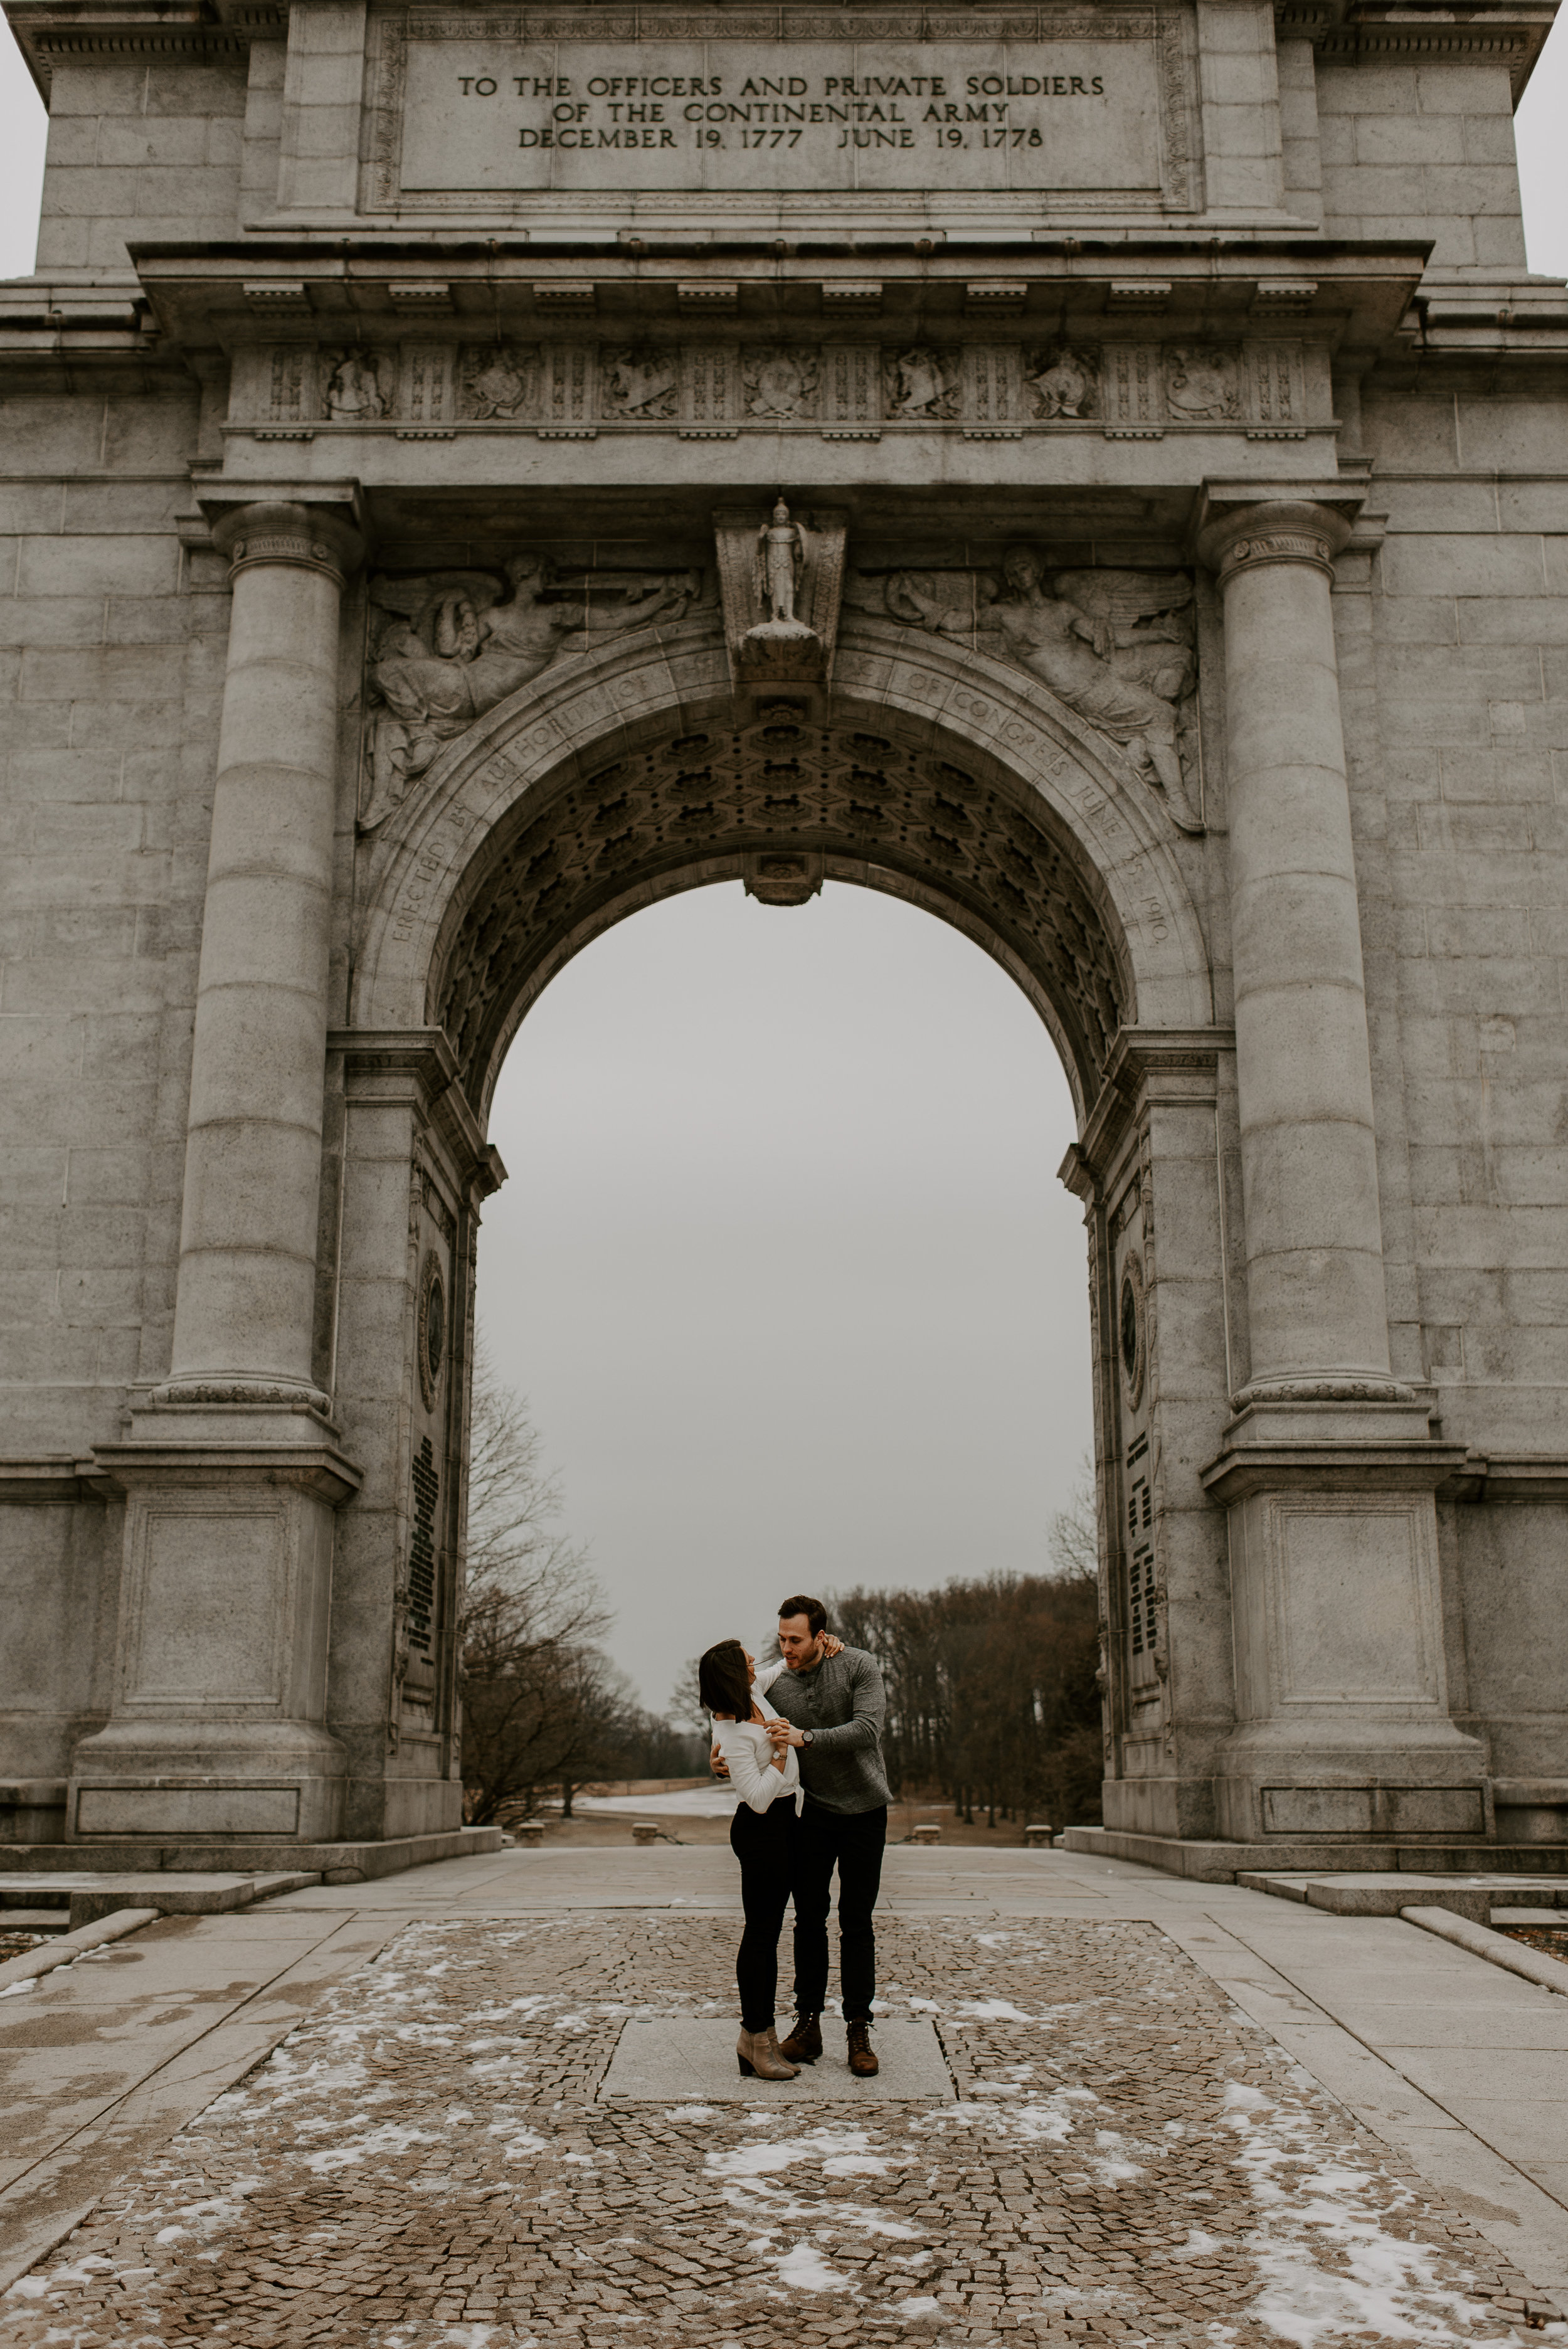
[458,1352,1104,1828]
[458,1346,704,1825]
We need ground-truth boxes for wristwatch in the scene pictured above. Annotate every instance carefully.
[800,1729,814,1747]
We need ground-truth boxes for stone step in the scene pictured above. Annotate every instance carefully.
[1240,1870,1568,1923]
[0,1870,319,1929]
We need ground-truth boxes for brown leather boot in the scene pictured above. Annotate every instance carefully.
[738,2025,799,2081]
[778,2011,823,2065]
[846,2019,879,2077]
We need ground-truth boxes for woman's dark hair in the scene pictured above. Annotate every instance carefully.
[698,1639,752,1719]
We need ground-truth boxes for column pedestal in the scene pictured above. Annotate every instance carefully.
[70,1409,359,1844]
[1196,492,1486,1843]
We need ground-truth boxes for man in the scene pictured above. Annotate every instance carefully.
[714,1595,891,2077]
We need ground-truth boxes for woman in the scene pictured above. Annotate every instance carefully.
[698,1636,805,2081]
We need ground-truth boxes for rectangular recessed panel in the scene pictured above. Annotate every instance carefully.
[397,37,1162,195]
[75,1786,301,1837]
[598,2016,955,2102]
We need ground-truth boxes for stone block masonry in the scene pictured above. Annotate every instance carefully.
[0,0,1565,1869]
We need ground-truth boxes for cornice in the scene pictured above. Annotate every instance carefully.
[1272,0,1554,99]
[329,1026,507,1199]
[6,0,285,97]
[1063,1024,1234,1196]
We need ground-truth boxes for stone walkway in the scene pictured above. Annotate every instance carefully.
[4,1887,1563,2349]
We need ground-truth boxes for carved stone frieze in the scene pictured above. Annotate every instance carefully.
[1163,347,1241,422]
[1026,345,1099,419]
[361,556,706,829]
[239,336,1314,438]
[849,549,1202,828]
[742,347,820,422]
[601,347,680,420]
[459,344,539,418]
[882,346,961,421]
[324,351,391,422]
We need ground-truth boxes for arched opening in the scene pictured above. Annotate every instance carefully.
[338,626,1220,1846]
[477,880,1094,1779]
[425,701,1131,1128]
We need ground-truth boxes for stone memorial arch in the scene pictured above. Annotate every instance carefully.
[0,0,1564,1875]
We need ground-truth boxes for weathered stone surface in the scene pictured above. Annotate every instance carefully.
[0,0,1564,1862]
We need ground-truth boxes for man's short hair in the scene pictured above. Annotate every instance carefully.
[778,1594,827,1636]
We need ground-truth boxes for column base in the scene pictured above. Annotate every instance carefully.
[1061,1823,1568,1883]
[68,1718,349,1843]
[76,1409,362,1847]
[1202,1409,1486,1847]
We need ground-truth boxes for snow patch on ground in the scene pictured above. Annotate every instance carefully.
[775,2240,851,2291]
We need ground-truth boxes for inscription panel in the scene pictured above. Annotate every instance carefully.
[363,13,1197,213]
[400,38,1160,192]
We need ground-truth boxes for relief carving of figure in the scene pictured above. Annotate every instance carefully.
[325,351,389,422]
[603,349,679,419]
[756,497,810,627]
[869,548,1197,812]
[363,555,701,827]
[885,347,960,421]
[462,345,537,420]
[743,349,818,421]
[1027,347,1098,420]
[1163,348,1241,422]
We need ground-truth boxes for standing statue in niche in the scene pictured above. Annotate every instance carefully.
[362,554,701,827]
[756,497,810,627]
[870,548,1198,819]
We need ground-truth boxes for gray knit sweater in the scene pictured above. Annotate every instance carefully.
[757,1647,892,1815]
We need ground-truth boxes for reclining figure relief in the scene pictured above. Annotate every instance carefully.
[362,554,702,829]
[849,548,1202,828]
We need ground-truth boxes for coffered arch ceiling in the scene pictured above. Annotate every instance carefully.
[427,701,1133,1123]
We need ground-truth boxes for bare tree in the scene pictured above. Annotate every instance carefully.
[1048,1451,1100,1587]
[459,1342,703,1820]
[669,1657,706,1736]
[460,1338,613,1824]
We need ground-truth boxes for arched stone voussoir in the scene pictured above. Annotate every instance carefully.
[832,623,1212,1027]
[352,620,1213,1127]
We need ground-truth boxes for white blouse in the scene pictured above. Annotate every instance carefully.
[714,1683,802,1815]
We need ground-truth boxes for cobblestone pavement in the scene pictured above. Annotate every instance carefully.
[4,1912,1563,2349]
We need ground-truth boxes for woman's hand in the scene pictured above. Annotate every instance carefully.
[820,1633,844,1659]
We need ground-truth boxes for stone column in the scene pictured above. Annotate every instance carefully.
[1197,497,1485,1847]
[70,501,366,1851]
[1197,500,1394,1403]
[162,501,363,1407]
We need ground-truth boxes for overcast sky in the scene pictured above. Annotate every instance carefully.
[0,25,1562,1712]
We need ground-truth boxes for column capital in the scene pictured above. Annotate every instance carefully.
[1195,497,1353,586]
[210,499,364,587]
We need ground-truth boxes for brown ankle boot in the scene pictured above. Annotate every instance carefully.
[739,2025,799,2081]
[779,2011,822,2065]
[846,2019,879,2077]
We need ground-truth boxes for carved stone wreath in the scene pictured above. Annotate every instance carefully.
[1120,1251,1147,1409]
[417,1249,447,1410]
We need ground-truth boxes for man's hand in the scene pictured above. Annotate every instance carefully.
[709,1740,729,1780]
[765,1719,807,1750]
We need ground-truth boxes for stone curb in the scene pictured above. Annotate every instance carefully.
[1401,1902,1568,1998]
[0,1907,160,1994]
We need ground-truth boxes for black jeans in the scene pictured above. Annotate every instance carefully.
[729,1800,798,2032]
[791,1799,888,2023]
